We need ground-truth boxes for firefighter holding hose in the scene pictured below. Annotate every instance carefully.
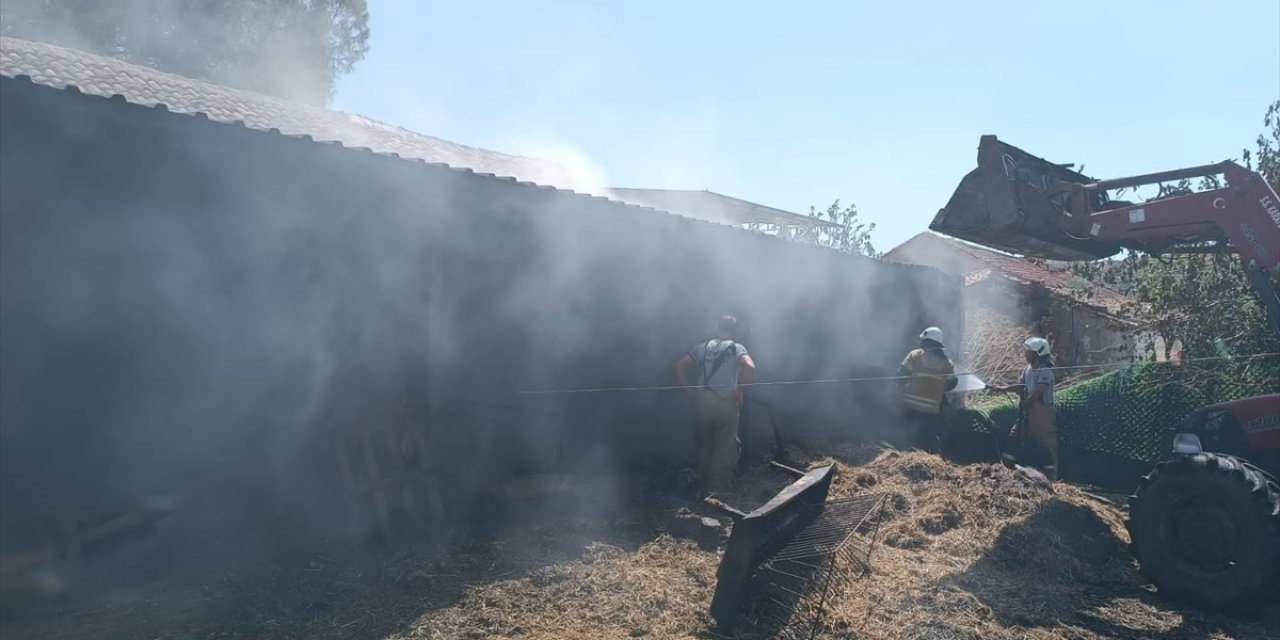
[897,327,959,454]
[988,337,1059,481]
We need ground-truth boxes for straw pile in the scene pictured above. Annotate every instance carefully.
[4,447,1277,640]
[390,447,1277,640]
[394,538,718,640]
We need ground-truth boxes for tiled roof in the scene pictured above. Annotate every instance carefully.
[2,67,964,290]
[607,188,834,230]
[963,268,996,287]
[888,232,1136,315]
[0,36,586,191]
[1,36,963,290]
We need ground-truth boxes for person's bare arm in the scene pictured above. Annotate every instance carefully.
[1020,382,1047,409]
[1017,368,1052,408]
[733,354,756,407]
[988,383,1026,395]
[674,353,696,399]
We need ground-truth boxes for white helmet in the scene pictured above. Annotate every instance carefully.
[919,327,944,344]
[1024,337,1051,357]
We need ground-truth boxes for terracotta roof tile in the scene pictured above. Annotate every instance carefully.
[891,233,1136,315]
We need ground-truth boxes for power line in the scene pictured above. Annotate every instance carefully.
[514,352,1280,396]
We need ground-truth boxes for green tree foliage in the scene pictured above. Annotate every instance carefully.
[0,0,369,105]
[807,199,879,257]
[1243,100,1280,190]
[1074,100,1280,389]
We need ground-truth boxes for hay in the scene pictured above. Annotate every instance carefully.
[386,449,1277,640]
[962,306,1032,389]
[396,537,717,640]
[4,449,1277,640]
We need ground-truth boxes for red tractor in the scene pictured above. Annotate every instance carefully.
[931,136,1280,612]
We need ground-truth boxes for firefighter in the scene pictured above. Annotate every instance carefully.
[673,315,756,494]
[989,337,1059,481]
[897,327,959,454]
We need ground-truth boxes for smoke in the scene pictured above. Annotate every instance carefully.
[493,132,612,197]
[0,14,962,634]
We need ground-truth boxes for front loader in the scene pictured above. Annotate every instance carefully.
[930,135,1280,612]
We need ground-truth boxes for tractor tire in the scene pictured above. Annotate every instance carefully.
[1126,452,1280,612]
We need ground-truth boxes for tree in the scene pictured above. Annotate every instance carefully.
[0,0,369,106]
[1075,100,1280,389]
[807,199,878,257]
[1243,100,1280,190]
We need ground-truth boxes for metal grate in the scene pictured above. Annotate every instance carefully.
[769,493,885,563]
[708,463,889,638]
[743,493,888,640]
[710,464,836,633]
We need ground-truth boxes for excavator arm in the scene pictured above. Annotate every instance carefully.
[930,135,1280,335]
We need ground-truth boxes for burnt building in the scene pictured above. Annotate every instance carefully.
[0,36,961,550]
[886,232,1150,386]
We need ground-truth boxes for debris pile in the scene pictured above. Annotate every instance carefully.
[4,449,1277,640]
[386,449,1278,640]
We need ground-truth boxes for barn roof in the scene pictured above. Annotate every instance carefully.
[0,35,588,191]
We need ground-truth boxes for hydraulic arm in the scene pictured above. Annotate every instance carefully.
[930,136,1280,335]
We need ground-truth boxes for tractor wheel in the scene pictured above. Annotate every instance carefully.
[1126,452,1280,612]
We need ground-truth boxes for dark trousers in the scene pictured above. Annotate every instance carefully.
[901,408,947,454]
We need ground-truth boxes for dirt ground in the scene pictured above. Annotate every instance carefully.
[2,447,1277,640]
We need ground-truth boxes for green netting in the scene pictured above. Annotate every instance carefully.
[954,362,1279,466]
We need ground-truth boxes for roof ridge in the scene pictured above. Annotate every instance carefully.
[0,35,574,180]
[0,35,319,112]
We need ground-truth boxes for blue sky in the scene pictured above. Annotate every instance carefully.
[334,0,1280,251]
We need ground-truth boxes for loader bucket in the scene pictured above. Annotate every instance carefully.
[929,135,1124,261]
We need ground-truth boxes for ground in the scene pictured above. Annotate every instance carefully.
[2,447,1277,640]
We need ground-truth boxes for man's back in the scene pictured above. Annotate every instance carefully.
[690,338,749,398]
[906,348,955,375]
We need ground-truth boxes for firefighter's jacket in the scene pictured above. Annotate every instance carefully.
[899,348,957,415]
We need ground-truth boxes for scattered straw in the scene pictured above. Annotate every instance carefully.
[4,448,1277,639]
[395,449,1277,640]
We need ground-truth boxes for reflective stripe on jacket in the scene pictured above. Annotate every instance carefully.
[900,348,956,415]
